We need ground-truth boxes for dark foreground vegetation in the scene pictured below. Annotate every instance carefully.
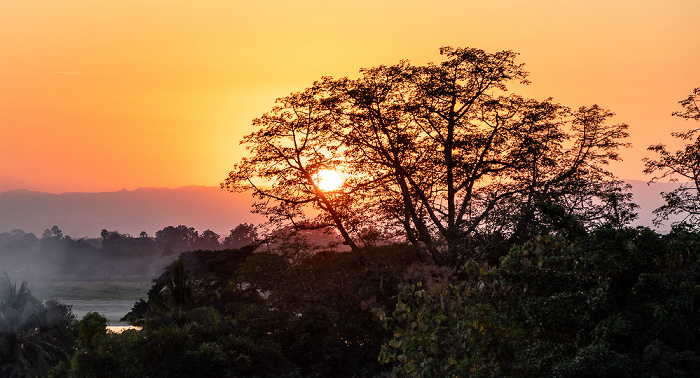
[2,47,700,376]
[4,224,700,377]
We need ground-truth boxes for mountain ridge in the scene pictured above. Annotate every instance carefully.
[0,186,265,238]
[0,181,689,239]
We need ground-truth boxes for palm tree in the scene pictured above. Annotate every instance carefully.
[0,272,76,377]
[144,259,220,328]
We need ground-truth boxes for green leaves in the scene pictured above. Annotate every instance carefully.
[383,227,700,376]
[0,273,76,377]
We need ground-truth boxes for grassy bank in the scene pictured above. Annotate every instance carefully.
[31,281,151,301]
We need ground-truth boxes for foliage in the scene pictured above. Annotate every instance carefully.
[1,223,241,281]
[381,227,700,376]
[155,225,201,255]
[196,229,222,250]
[75,312,107,349]
[31,222,700,376]
[0,273,76,378]
[70,320,293,378]
[672,87,700,122]
[123,258,220,328]
[100,229,155,258]
[223,223,259,249]
[118,242,416,377]
[379,260,519,377]
[0,229,39,257]
[223,46,631,266]
[85,246,384,377]
[226,244,417,377]
[39,226,99,277]
[74,310,291,377]
[644,86,700,225]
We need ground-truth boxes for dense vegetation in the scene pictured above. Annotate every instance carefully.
[30,224,700,377]
[0,223,264,282]
[0,273,76,377]
[381,226,700,377]
[1,47,699,376]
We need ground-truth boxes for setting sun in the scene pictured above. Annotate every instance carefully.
[315,169,343,192]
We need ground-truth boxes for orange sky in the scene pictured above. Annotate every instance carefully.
[1,1,699,193]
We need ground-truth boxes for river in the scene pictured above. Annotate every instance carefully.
[63,299,137,327]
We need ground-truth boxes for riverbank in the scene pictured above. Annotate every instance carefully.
[31,281,150,326]
[30,280,150,301]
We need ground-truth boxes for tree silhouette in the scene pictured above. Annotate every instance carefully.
[0,273,75,377]
[224,46,631,266]
[131,259,219,328]
[644,87,700,225]
[194,229,221,250]
[42,226,62,239]
[101,229,156,258]
[223,223,258,249]
[155,225,199,255]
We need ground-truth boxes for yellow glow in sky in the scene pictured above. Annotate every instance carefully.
[315,169,344,192]
[1,0,698,193]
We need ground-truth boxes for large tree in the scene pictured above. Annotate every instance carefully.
[223,47,631,266]
[644,87,700,224]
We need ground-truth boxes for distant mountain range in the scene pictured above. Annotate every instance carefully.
[0,181,689,238]
[0,186,265,238]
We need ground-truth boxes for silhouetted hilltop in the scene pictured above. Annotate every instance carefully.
[0,186,265,238]
[0,181,690,239]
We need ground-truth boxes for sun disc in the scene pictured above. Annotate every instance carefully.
[316,169,343,191]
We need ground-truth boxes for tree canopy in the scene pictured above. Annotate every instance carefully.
[223,46,631,266]
[381,227,700,376]
[645,87,700,225]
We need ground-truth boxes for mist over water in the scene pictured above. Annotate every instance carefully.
[67,300,137,326]
[0,180,686,331]
[0,228,171,284]
[0,186,273,287]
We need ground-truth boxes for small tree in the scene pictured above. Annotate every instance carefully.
[75,312,108,350]
[644,87,700,225]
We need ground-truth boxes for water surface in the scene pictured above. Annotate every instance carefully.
[64,299,136,326]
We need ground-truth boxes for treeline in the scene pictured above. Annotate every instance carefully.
[30,223,700,377]
[0,223,260,281]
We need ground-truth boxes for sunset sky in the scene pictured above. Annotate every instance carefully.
[2,1,699,193]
